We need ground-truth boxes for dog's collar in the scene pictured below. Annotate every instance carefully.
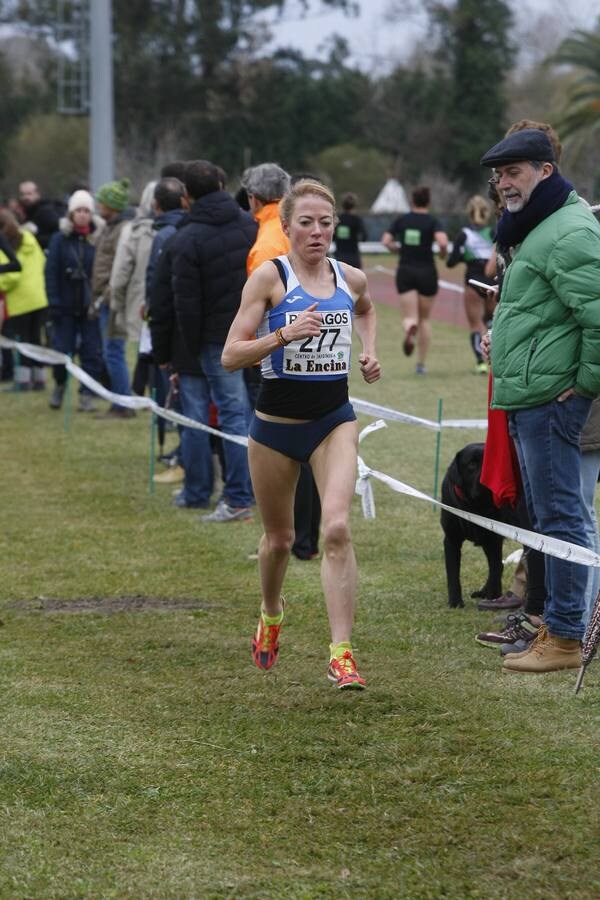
[454,484,466,502]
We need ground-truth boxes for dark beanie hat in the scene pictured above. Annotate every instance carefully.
[96,177,130,211]
[480,129,555,168]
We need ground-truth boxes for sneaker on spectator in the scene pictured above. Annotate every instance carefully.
[476,612,540,650]
[172,491,209,509]
[200,500,253,523]
[77,393,98,413]
[49,385,65,409]
[501,638,530,656]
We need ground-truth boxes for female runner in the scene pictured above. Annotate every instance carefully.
[222,180,381,689]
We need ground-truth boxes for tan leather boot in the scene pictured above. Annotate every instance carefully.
[502,625,581,674]
[153,465,185,484]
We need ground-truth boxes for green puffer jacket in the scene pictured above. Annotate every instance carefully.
[491,192,600,411]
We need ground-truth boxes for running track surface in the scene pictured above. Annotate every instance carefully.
[365,264,469,330]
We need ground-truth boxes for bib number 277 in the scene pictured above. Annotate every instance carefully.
[298,328,340,353]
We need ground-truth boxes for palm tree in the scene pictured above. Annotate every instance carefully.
[549,29,600,138]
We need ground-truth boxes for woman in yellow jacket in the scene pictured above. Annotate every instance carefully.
[0,210,48,390]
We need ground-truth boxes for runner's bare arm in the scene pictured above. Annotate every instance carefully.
[435,230,448,259]
[381,231,399,252]
[221,262,322,372]
[344,266,381,384]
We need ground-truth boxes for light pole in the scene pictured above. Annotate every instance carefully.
[89,0,114,189]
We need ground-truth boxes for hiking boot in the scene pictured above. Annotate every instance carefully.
[77,393,98,413]
[502,625,582,674]
[200,500,253,523]
[327,648,366,690]
[403,324,418,356]
[49,385,65,409]
[477,591,522,612]
[154,465,185,485]
[475,612,539,650]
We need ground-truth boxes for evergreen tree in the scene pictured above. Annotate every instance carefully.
[432,0,515,190]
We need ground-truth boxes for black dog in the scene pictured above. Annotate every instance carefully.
[441,442,518,608]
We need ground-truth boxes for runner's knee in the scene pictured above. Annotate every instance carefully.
[263,528,295,557]
[322,515,351,552]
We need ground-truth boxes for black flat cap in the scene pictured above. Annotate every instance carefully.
[480,128,555,168]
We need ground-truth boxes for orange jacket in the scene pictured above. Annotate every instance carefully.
[247,203,290,275]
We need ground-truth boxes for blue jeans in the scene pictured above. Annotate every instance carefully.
[185,343,253,508]
[177,374,215,506]
[581,449,600,624]
[99,305,131,409]
[508,395,592,640]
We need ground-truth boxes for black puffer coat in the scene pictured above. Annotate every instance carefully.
[171,191,257,353]
[148,232,202,377]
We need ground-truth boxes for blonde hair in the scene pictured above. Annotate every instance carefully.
[279,180,336,224]
[466,195,490,227]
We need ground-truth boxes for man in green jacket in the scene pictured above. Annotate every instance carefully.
[481,127,600,675]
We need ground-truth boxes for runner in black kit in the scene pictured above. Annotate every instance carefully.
[333,192,367,269]
[381,185,448,374]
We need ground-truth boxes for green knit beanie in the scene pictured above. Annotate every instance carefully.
[96,177,130,212]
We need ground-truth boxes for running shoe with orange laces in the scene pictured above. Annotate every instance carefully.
[252,602,284,670]
[327,648,366,690]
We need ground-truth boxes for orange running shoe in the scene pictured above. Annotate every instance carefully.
[327,649,366,690]
[252,603,284,670]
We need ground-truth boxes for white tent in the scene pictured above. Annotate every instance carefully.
[370,179,409,214]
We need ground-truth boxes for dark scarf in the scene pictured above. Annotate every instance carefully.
[495,169,573,252]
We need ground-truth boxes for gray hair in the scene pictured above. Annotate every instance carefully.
[242,163,290,203]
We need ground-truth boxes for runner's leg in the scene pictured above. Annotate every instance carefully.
[309,421,359,644]
[248,436,300,617]
[416,293,435,365]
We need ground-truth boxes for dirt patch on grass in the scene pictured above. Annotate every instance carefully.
[6,596,220,615]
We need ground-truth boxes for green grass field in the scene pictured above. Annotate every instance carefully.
[2,305,600,899]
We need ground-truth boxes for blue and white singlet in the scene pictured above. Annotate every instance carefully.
[255,255,356,419]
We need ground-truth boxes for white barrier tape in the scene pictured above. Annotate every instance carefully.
[503,549,523,566]
[439,279,464,295]
[0,337,250,447]
[7,336,595,564]
[356,420,387,518]
[355,455,600,568]
[350,396,486,431]
[4,337,485,433]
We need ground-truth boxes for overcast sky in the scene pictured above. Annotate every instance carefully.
[261,0,599,73]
